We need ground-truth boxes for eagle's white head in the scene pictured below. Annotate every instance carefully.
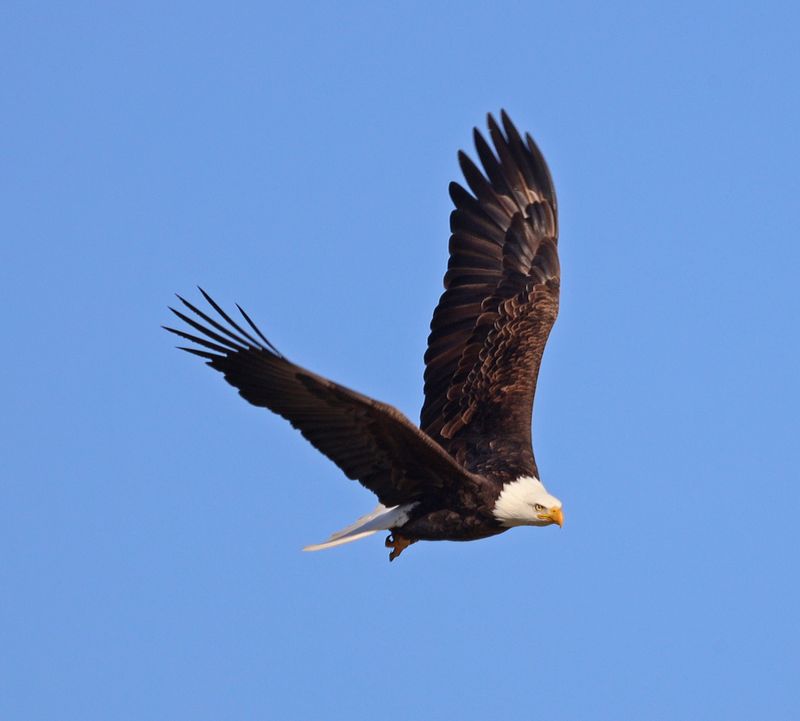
[492,475,564,528]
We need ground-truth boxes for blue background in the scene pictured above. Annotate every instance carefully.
[3,2,799,719]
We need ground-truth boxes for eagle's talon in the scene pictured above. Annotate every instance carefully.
[386,533,414,562]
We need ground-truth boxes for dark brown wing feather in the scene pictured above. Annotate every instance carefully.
[164,290,478,506]
[421,111,560,482]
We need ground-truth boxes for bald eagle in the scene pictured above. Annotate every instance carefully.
[165,111,563,561]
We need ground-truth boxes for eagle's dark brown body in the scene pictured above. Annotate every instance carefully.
[165,111,561,559]
[396,491,508,543]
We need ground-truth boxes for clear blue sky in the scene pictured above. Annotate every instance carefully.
[3,2,799,719]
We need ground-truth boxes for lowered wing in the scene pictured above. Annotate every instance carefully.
[165,290,478,507]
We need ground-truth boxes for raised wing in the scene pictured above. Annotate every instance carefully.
[421,111,560,481]
[165,290,479,506]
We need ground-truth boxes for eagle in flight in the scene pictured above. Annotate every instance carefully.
[165,111,563,561]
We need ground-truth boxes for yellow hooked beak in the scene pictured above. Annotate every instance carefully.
[538,507,563,527]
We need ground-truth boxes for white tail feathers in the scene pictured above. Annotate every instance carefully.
[303,503,417,552]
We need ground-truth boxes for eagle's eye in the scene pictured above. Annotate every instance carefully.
[533,503,545,512]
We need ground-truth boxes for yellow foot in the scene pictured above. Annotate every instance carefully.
[385,533,416,562]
